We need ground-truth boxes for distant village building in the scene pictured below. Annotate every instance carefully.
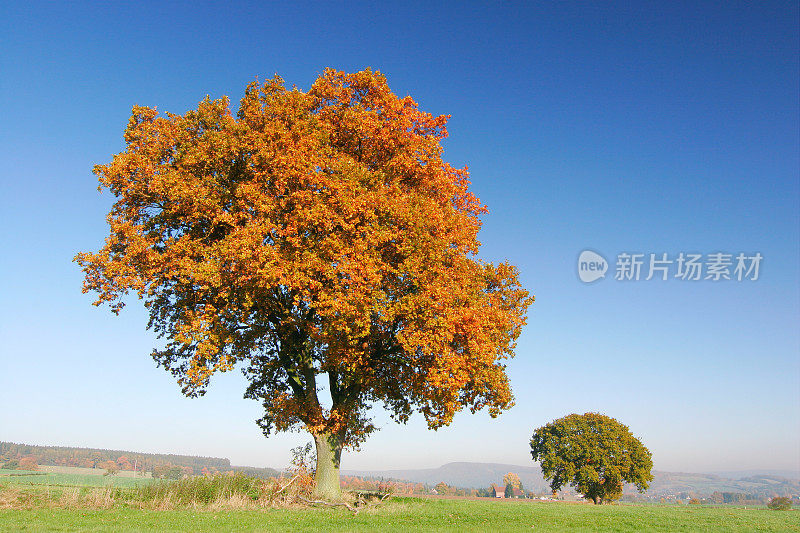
[490,484,525,499]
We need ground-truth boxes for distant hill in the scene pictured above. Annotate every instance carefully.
[704,469,800,479]
[344,462,800,498]
[0,441,278,478]
[647,471,800,498]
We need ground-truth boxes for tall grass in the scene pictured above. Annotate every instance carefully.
[134,473,264,505]
[1,470,338,511]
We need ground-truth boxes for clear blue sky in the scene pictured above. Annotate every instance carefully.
[1,1,798,473]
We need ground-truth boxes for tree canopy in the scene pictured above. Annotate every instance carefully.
[76,68,532,498]
[530,413,653,504]
[503,471,521,490]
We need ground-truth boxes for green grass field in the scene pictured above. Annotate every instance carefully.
[2,471,797,531]
[0,469,153,488]
[1,496,798,532]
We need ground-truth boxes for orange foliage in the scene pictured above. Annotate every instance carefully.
[503,472,521,489]
[116,456,133,470]
[76,68,533,451]
[18,457,38,471]
[99,460,119,475]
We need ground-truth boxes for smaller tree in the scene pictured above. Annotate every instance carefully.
[166,466,184,480]
[768,497,793,510]
[504,483,514,498]
[1,460,20,470]
[151,464,169,479]
[290,443,317,474]
[530,413,653,504]
[435,482,449,495]
[503,472,521,490]
[100,460,119,476]
[18,457,38,471]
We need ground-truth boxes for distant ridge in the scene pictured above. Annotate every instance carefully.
[703,470,800,479]
[0,441,278,478]
[344,461,800,498]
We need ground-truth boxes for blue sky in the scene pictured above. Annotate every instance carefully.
[1,1,798,473]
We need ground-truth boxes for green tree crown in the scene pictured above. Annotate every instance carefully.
[530,412,653,504]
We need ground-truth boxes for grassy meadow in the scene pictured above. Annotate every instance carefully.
[0,467,153,488]
[1,497,799,532]
[1,470,798,532]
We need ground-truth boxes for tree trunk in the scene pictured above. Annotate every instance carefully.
[313,432,343,500]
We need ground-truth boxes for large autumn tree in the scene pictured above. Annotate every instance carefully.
[76,68,532,499]
[530,413,653,504]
